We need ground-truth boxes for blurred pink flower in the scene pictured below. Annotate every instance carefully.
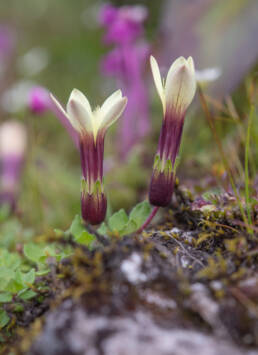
[28,86,50,114]
[100,4,150,159]
[100,4,147,44]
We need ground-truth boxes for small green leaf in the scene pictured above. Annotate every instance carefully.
[69,215,85,239]
[108,209,129,233]
[0,292,12,303]
[24,243,45,264]
[0,267,15,291]
[120,219,138,236]
[35,269,50,276]
[97,222,109,236]
[19,269,35,286]
[5,278,24,294]
[18,289,37,301]
[0,310,9,328]
[128,201,152,229]
[75,231,96,248]
[0,249,21,270]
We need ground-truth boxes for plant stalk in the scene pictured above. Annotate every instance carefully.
[137,206,159,234]
[244,105,254,235]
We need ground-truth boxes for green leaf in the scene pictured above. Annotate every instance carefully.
[0,267,15,291]
[97,222,109,236]
[0,249,21,270]
[19,269,35,286]
[0,292,12,303]
[128,201,152,229]
[5,278,24,294]
[120,219,138,236]
[0,310,9,328]
[69,215,85,239]
[75,231,96,248]
[24,243,45,264]
[35,269,50,276]
[108,209,129,233]
[18,289,37,301]
[69,215,96,248]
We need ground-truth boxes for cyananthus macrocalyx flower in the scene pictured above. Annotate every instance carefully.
[50,89,127,225]
[149,55,196,206]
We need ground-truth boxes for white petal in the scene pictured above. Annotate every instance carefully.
[165,63,196,116]
[101,90,122,117]
[67,89,93,133]
[187,56,195,75]
[150,55,165,113]
[165,56,187,89]
[99,97,127,131]
[67,88,92,116]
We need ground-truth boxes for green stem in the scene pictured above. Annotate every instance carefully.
[198,87,249,231]
[244,105,254,235]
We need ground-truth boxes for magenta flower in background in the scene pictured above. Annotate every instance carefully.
[28,86,50,115]
[100,4,147,44]
[100,4,150,159]
[0,121,27,211]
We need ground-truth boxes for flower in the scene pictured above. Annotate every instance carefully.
[150,55,196,118]
[0,121,27,210]
[100,4,150,159]
[99,4,147,44]
[28,86,50,114]
[149,56,196,207]
[50,89,127,224]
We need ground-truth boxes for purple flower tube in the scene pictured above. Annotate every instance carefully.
[149,56,196,207]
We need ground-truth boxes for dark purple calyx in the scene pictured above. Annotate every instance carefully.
[79,133,107,224]
[149,112,184,207]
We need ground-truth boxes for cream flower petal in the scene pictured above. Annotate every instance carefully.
[165,64,196,116]
[99,97,127,131]
[165,56,187,89]
[101,90,122,117]
[66,92,93,134]
[67,89,92,116]
[187,56,195,75]
[150,56,165,113]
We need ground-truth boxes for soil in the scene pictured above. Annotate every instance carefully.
[2,188,258,355]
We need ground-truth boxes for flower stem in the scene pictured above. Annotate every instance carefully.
[137,206,159,234]
[244,105,254,235]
